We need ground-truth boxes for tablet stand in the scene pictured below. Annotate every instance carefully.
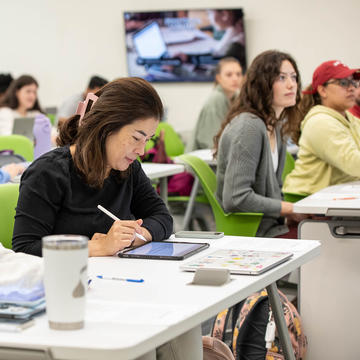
[190,268,230,286]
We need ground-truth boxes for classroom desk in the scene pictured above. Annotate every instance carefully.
[294,181,360,360]
[174,149,216,230]
[0,236,320,360]
[141,163,185,205]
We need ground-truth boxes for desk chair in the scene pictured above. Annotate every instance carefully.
[178,154,263,236]
[0,183,20,249]
[144,123,209,229]
[145,122,185,157]
[281,152,307,203]
[281,151,295,183]
[0,135,34,161]
[283,192,307,203]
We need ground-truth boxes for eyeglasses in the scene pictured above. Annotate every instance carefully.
[325,78,360,89]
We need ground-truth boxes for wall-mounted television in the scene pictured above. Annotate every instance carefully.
[123,9,246,82]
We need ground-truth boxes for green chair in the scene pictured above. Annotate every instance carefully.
[281,152,308,203]
[46,113,56,126]
[145,122,185,157]
[282,151,295,183]
[144,122,207,202]
[0,183,20,249]
[0,135,34,161]
[283,192,307,203]
[177,154,263,236]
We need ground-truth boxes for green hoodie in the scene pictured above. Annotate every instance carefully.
[283,105,360,195]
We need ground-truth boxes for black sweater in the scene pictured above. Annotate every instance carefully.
[12,146,173,256]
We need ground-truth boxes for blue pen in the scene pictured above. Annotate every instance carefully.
[96,275,144,283]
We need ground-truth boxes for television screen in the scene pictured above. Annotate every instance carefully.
[123,9,246,82]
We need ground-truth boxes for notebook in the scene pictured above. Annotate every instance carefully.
[180,249,293,275]
[12,117,35,141]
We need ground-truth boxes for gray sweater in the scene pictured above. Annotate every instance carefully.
[187,85,230,151]
[216,112,288,237]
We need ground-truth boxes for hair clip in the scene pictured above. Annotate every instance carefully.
[76,93,98,124]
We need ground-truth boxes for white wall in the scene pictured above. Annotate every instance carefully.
[1,0,359,134]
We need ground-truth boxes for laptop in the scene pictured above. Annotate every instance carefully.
[133,21,169,60]
[12,117,35,141]
[180,249,293,275]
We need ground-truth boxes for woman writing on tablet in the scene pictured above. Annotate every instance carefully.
[13,78,203,360]
[12,77,173,258]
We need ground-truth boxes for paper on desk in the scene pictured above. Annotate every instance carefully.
[86,300,199,326]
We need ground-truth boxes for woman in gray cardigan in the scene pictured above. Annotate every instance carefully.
[214,50,306,237]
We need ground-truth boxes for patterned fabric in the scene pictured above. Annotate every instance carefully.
[233,289,307,360]
[210,289,307,360]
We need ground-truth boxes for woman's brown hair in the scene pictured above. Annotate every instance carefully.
[298,85,322,121]
[57,77,163,188]
[214,50,302,156]
[0,74,43,112]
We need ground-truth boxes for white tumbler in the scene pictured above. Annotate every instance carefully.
[42,235,88,330]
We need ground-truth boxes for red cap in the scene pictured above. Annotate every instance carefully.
[303,60,360,95]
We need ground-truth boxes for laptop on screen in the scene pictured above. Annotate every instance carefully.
[133,21,169,59]
[12,117,35,141]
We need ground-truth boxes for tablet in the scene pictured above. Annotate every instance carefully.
[118,241,209,260]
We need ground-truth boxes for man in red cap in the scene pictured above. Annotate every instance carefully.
[283,60,360,195]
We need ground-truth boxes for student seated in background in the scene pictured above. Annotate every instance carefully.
[0,75,43,136]
[0,163,25,183]
[283,60,360,195]
[0,73,13,101]
[187,57,243,151]
[214,50,306,238]
[13,77,203,360]
[57,75,108,127]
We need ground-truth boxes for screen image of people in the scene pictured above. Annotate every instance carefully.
[123,9,246,82]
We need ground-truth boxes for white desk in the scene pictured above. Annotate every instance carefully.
[176,149,216,166]
[0,236,320,360]
[174,149,216,230]
[294,181,360,360]
[141,163,185,205]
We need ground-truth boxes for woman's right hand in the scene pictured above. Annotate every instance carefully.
[280,201,309,223]
[88,219,144,257]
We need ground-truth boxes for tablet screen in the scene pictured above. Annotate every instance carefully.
[118,241,209,260]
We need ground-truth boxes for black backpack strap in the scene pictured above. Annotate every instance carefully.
[233,291,269,359]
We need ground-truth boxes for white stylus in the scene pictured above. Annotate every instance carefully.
[97,205,147,242]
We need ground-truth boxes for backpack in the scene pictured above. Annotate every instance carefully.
[211,289,307,360]
[0,150,26,167]
[141,130,194,196]
[203,336,235,360]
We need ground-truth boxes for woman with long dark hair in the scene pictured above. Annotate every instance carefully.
[13,77,203,360]
[13,77,172,257]
[0,75,43,135]
[214,50,305,237]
